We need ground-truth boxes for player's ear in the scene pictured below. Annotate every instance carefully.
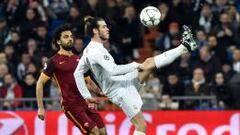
[57,40,61,45]
[93,28,98,34]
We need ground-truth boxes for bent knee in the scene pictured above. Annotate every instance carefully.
[99,127,107,135]
[141,122,147,131]
[135,122,147,131]
[90,127,100,135]
[144,57,154,64]
[143,57,155,70]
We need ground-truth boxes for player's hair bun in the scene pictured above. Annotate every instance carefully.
[84,16,94,24]
[84,16,94,36]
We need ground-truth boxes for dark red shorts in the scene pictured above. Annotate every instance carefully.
[62,104,105,134]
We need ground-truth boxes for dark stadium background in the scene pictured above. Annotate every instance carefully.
[0,0,239,135]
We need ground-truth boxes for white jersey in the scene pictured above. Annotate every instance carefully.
[74,41,139,99]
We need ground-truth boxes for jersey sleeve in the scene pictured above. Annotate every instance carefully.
[91,52,139,76]
[74,57,92,99]
[42,59,54,78]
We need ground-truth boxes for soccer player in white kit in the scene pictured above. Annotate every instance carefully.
[74,17,197,135]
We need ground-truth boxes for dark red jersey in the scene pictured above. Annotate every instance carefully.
[43,53,86,105]
[42,53,104,134]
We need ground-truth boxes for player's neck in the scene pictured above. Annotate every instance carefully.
[58,48,73,56]
[91,37,103,44]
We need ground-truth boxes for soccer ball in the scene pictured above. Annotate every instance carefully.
[140,6,161,27]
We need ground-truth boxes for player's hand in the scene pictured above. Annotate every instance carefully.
[87,103,98,110]
[86,98,98,110]
[37,107,45,120]
[86,97,98,104]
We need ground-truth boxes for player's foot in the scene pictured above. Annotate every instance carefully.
[181,25,197,52]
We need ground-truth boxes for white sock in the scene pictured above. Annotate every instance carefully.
[133,130,145,135]
[154,45,188,68]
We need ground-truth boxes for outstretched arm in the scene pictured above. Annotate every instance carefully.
[92,52,139,76]
[74,58,92,99]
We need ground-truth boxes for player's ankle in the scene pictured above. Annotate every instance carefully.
[181,41,192,52]
[175,44,188,55]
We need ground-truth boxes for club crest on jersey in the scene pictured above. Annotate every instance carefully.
[84,122,89,127]
[104,55,110,60]
[59,61,65,64]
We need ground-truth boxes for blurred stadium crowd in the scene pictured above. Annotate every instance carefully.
[0,0,240,111]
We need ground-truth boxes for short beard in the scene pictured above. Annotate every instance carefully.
[61,45,73,51]
[61,42,73,51]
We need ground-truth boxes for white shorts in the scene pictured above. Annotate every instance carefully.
[109,70,143,119]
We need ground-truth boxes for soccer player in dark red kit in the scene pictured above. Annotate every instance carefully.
[36,24,107,135]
